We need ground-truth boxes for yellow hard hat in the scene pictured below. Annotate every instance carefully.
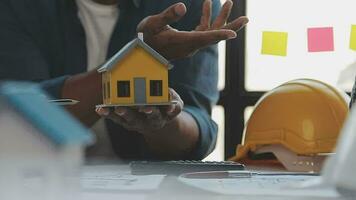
[230,79,349,168]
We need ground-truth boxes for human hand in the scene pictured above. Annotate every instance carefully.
[96,88,184,134]
[137,0,249,60]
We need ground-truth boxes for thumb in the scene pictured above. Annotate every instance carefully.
[137,3,187,34]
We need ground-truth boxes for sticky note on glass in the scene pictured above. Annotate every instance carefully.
[350,25,356,51]
[261,31,288,56]
[307,27,334,52]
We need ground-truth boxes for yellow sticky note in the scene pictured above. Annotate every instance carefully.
[261,31,288,56]
[350,25,356,51]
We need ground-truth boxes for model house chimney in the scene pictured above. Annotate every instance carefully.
[138,32,144,41]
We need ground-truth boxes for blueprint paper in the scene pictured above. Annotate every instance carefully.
[179,175,340,197]
[81,166,165,191]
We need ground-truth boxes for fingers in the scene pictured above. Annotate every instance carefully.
[166,103,183,119]
[96,107,110,116]
[96,106,167,133]
[155,30,236,58]
[166,88,184,118]
[212,0,233,29]
[142,106,160,115]
[174,29,236,50]
[114,107,137,122]
[139,106,166,130]
[138,106,154,114]
[140,106,166,130]
[137,3,187,35]
[113,107,149,131]
[96,107,129,127]
[155,3,187,28]
[223,16,249,31]
[193,29,236,45]
[196,0,212,31]
[137,106,164,124]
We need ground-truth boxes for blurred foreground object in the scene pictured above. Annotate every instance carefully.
[230,79,350,172]
[0,82,94,200]
[299,101,356,197]
[307,103,356,194]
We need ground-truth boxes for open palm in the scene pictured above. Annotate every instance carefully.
[137,0,249,60]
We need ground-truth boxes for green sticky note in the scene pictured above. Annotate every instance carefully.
[350,25,356,51]
[261,31,288,56]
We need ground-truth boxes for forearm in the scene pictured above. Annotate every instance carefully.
[143,111,200,159]
[61,69,102,126]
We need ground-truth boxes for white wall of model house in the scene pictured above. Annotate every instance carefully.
[0,102,85,200]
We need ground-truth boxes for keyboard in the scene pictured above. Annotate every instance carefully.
[130,160,245,175]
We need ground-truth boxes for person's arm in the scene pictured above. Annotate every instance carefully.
[143,110,200,159]
[61,70,102,126]
[144,41,221,159]
[0,0,102,127]
[1,0,244,159]
[144,0,222,159]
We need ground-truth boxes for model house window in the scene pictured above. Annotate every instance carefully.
[150,80,162,96]
[107,82,110,98]
[117,81,130,97]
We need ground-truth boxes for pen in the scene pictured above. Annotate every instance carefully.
[181,171,320,179]
[49,99,80,106]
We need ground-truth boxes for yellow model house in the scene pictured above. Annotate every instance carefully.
[97,34,173,107]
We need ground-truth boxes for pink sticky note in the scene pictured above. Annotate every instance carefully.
[307,27,334,52]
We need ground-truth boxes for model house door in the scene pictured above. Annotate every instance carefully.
[134,78,146,104]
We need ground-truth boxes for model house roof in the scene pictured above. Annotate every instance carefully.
[0,82,94,146]
[98,38,173,73]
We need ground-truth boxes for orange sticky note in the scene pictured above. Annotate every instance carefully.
[350,25,356,51]
[261,31,288,56]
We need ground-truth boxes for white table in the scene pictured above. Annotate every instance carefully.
[80,164,354,200]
